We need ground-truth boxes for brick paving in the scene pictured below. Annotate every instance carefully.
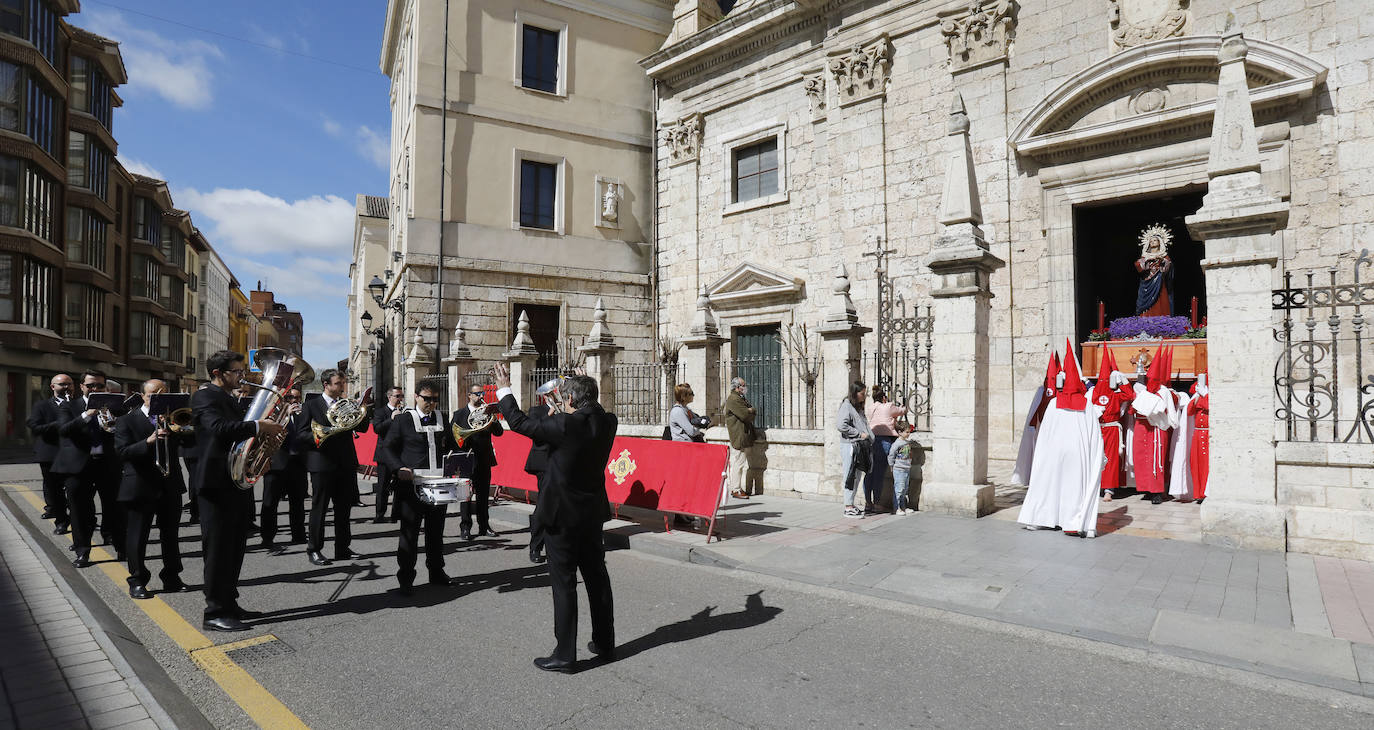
[0,502,169,730]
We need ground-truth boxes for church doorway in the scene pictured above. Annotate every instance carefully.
[1072,190,1207,344]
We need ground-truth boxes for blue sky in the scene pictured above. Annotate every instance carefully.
[75,0,391,369]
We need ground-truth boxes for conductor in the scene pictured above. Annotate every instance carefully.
[493,364,618,672]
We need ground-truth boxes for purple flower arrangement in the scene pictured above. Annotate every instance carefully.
[1106,315,1192,340]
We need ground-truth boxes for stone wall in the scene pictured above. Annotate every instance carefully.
[1276,442,1374,561]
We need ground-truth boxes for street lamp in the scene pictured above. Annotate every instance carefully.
[368,275,404,312]
[360,310,386,338]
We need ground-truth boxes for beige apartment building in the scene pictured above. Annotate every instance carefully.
[366,0,672,389]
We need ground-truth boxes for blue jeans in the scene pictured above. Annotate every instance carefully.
[841,442,863,507]
[892,467,911,512]
[864,435,895,509]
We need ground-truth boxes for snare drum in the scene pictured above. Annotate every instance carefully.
[413,472,473,506]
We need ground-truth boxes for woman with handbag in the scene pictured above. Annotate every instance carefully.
[836,381,873,518]
[668,384,709,443]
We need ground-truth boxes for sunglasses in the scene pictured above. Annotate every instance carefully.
[417,394,440,402]
[469,392,485,397]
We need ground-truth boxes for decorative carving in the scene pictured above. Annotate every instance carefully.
[802,71,827,121]
[940,0,1016,72]
[595,176,622,229]
[827,37,891,107]
[664,113,703,165]
[1128,85,1169,114]
[1109,0,1191,51]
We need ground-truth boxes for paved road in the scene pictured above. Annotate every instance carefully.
[7,482,1370,730]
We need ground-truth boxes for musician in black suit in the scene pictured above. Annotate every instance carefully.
[53,370,125,568]
[370,386,405,524]
[379,379,459,594]
[181,384,209,525]
[298,368,369,566]
[260,387,308,550]
[28,373,73,534]
[192,350,285,632]
[494,366,619,672]
[452,385,504,540]
[523,380,561,564]
[113,380,190,599]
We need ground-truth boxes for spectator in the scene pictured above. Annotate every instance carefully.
[669,383,708,443]
[864,387,907,513]
[836,380,873,518]
[724,376,756,499]
[889,423,917,514]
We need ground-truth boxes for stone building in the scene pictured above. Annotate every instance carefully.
[249,284,304,357]
[348,194,390,392]
[368,0,673,392]
[644,1,1372,558]
[197,244,232,370]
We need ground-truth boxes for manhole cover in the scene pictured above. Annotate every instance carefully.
[225,637,295,662]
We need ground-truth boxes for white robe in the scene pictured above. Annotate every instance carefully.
[1018,398,1106,535]
[1168,390,1196,497]
[1010,386,1047,486]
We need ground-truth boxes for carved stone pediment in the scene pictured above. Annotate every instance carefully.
[1110,0,1191,51]
[706,262,805,307]
[1009,36,1327,163]
[940,0,1017,72]
[664,113,703,165]
[828,36,890,107]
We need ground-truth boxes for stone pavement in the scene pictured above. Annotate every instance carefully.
[491,488,1374,698]
[0,499,175,729]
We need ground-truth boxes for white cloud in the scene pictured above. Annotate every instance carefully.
[246,22,285,52]
[356,126,389,170]
[175,187,354,256]
[118,156,164,180]
[232,258,349,302]
[322,118,344,137]
[84,10,223,110]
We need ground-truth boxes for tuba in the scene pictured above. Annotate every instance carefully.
[452,400,496,445]
[312,387,373,446]
[228,348,316,490]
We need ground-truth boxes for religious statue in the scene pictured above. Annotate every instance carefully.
[1134,223,1174,317]
[601,181,619,223]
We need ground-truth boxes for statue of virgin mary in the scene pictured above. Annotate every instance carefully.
[1134,224,1174,317]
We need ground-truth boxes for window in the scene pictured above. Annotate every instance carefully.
[66,132,86,187]
[65,207,107,271]
[0,254,11,321]
[0,0,20,37]
[131,311,156,356]
[68,56,87,113]
[21,257,51,329]
[0,2,57,69]
[133,197,160,244]
[0,155,17,227]
[22,163,54,240]
[63,283,104,341]
[519,159,557,230]
[733,138,779,203]
[26,76,57,159]
[66,132,109,197]
[0,61,19,131]
[520,25,560,94]
[130,254,157,299]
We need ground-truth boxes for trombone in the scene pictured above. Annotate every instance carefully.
[153,405,192,478]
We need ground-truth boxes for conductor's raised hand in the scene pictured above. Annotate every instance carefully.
[492,363,511,389]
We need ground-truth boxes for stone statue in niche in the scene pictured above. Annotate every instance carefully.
[601,181,619,223]
[1134,224,1174,317]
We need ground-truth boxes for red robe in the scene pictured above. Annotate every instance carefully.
[1188,394,1209,499]
[1131,391,1173,494]
[1096,384,1134,489]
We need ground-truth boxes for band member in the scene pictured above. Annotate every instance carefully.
[53,370,124,568]
[453,385,503,540]
[524,380,560,564]
[494,365,618,672]
[28,373,73,534]
[193,350,285,632]
[182,384,210,525]
[299,369,369,566]
[379,380,458,594]
[113,380,190,599]
[371,386,405,524]
[261,387,308,550]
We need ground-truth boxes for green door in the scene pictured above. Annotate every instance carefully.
[733,324,782,430]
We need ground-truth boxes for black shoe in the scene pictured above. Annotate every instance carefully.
[371,517,387,524]
[1196,497,1206,504]
[41,511,54,519]
[352,501,366,508]
[460,525,473,541]
[587,641,616,661]
[336,548,361,560]
[202,616,251,632]
[129,585,152,600]
[72,555,92,569]
[1140,493,1154,501]
[260,539,275,551]
[533,656,575,673]
[235,608,265,620]
[529,550,546,565]
[477,527,499,538]
[428,571,453,586]
[307,551,332,566]
[289,536,308,545]
[53,523,69,535]
[161,579,191,593]
[1151,493,1166,505]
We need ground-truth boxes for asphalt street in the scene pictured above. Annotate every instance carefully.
[4,466,1374,729]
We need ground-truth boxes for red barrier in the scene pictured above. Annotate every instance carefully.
[490,432,729,541]
[353,427,378,478]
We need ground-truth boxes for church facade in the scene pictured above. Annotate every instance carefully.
[644,0,1373,558]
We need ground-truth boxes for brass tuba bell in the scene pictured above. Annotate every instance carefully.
[452,400,496,446]
[313,387,373,446]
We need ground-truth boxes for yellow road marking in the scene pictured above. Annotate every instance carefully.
[5,482,309,729]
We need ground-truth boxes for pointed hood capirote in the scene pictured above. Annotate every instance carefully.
[1057,339,1088,411]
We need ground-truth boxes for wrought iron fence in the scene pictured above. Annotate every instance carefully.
[864,304,934,431]
[717,354,822,430]
[525,366,561,407]
[611,361,682,425]
[1273,249,1374,442]
[428,372,452,412]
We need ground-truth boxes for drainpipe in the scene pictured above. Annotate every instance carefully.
[435,0,451,360]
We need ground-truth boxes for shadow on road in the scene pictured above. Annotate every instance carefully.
[609,590,782,664]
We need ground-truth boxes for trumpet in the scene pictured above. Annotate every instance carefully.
[453,400,497,445]
[96,407,117,433]
[312,387,373,446]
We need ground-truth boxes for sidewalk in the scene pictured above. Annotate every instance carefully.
[492,490,1374,698]
[0,494,175,729]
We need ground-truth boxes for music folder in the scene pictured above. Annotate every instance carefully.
[148,392,190,416]
[84,393,128,411]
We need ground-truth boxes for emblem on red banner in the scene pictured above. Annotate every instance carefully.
[606,448,638,485]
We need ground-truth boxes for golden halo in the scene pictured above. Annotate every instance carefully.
[1138,223,1173,258]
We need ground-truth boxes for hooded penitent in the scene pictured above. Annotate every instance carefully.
[1011,351,1063,486]
[1131,346,1175,494]
[1093,349,1134,491]
[1019,341,1106,537]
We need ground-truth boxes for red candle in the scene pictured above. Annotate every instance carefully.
[1098,300,1106,330]
[1190,297,1198,328]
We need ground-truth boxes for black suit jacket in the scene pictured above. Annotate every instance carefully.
[497,394,617,532]
[191,384,258,494]
[297,395,369,472]
[52,396,118,474]
[269,411,308,474]
[379,410,458,473]
[522,404,551,476]
[27,397,66,462]
[451,405,503,468]
[371,404,401,461]
[114,409,186,501]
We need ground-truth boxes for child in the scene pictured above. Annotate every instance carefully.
[889,423,917,514]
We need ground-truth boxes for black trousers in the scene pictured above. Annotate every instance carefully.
[62,457,122,556]
[199,488,252,619]
[123,490,183,588]
[395,485,446,586]
[308,469,355,556]
[39,461,68,525]
[459,464,492,531]
[261,468,308,543]
[374,465,399,520]
[543,523,614,662]
[184,458,200,520]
